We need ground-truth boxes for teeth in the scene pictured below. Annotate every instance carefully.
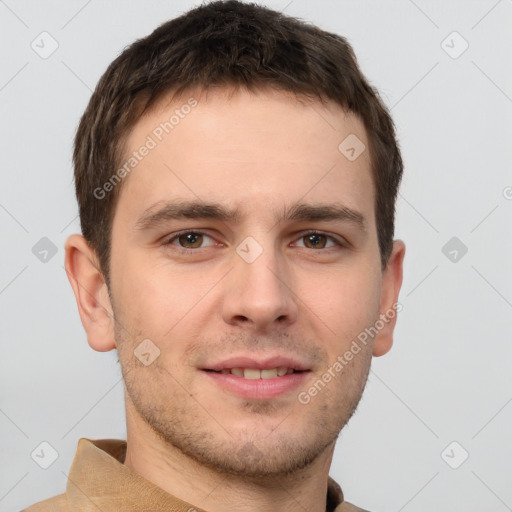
[277,367,288,376]
[261,368,278,379]
[243,368,261,380]
[221,367,295,379]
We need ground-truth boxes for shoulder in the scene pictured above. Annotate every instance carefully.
[337,501,372,512]
[20,493,69,512]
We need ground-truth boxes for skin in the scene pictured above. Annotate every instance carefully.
[65,86,405,512]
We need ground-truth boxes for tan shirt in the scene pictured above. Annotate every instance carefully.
[22,438,369,512]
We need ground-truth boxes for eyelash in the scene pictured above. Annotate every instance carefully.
[162,229,346,252]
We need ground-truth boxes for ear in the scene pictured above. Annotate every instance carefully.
[64,234,116,352]
[372,240,406,357]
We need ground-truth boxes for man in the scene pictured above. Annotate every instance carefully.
[23,1,405,511]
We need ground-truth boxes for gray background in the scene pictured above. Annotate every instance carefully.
[1,0,511,511]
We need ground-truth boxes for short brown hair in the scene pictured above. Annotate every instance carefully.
[74,0,403,286]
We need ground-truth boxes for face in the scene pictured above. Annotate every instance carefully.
[76,86,403,478]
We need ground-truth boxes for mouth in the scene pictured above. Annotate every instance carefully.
[203,367,306,379]
[200,356,311,400]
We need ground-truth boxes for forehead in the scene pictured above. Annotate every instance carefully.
[115,86,374,228]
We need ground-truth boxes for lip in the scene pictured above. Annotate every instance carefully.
[202,369,311,400]
[203,355,310,372]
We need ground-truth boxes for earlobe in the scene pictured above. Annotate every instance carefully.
[64,234,116,352]
[372,239,406,357]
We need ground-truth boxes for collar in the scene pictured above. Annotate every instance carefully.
[65,438,347,512]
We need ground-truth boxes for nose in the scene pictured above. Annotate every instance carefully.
[221,240,299,332]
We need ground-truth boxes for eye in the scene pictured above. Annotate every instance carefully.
[294,231,341,250]
[164,230,217,249]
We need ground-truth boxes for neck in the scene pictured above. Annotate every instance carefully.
[123,401,336,512]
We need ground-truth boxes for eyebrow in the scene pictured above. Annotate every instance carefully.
[134,199,367,232]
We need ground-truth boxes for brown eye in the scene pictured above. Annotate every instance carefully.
[164,231,217,250]
[177,232,204,248]
[303,233,328,249]
[294,232,341,250]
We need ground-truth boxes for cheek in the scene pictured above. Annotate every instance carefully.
[116,260,216,346]
[111,259,171,340]
[300,265,381,340]
[117,253,174,304]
